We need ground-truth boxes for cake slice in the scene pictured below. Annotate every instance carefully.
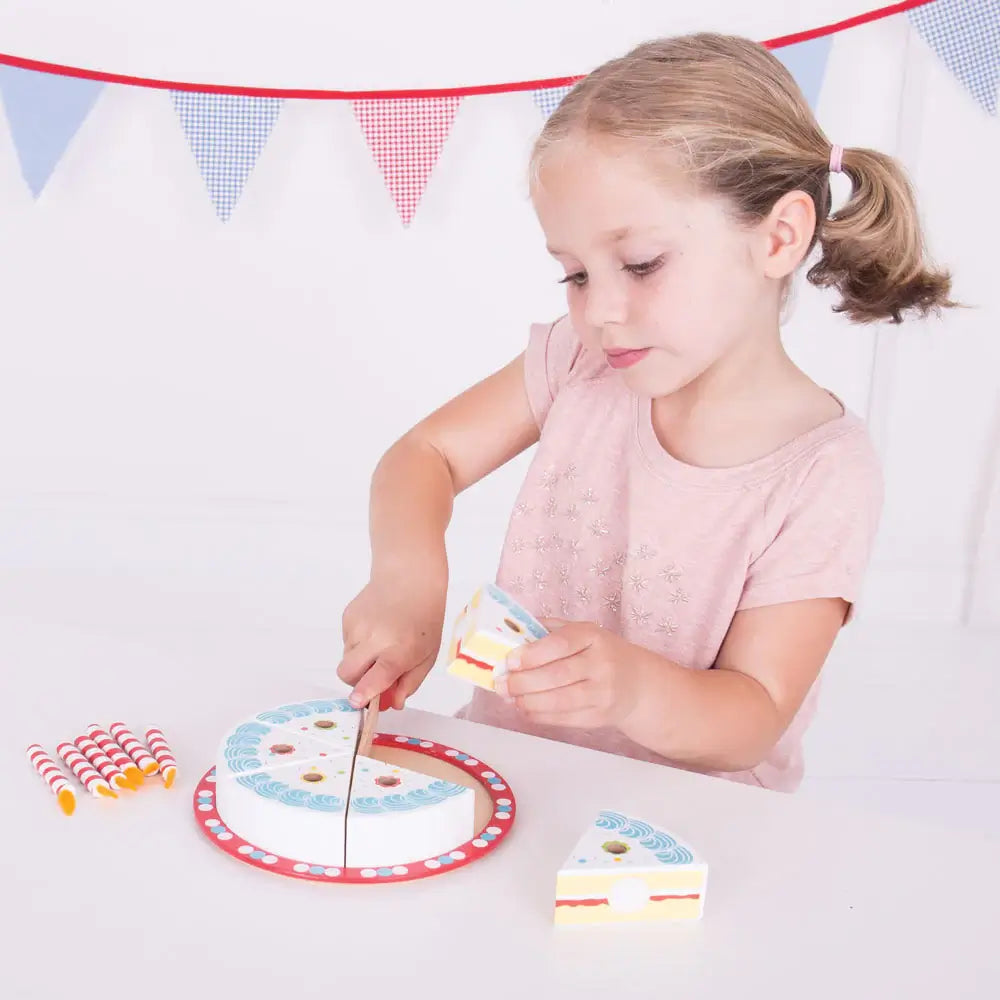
[554,810,707,924]
[345,754,475,868]
[447,583,548,691]
[258,699,362,753]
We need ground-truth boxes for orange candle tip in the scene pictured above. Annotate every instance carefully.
[57,788,76,816]
[162,767,176,789]
[142,761,160,776]
[97,785,118,799]
[112,774,130,789]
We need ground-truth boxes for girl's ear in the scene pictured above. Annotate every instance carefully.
[759,189,817,280]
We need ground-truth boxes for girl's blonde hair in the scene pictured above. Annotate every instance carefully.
[530,33,954,324]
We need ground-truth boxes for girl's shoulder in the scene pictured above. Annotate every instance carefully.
[524,314,611,427]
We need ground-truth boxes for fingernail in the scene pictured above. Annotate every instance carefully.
[507,649,522,671]
[349,691,364,708]
[495,676,509,699]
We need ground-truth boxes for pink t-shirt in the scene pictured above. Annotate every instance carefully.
[456,315,883,792]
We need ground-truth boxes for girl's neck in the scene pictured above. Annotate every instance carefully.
[649,328,842,469]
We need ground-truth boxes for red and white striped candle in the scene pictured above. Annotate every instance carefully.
[87,725,143,788]
[26,744,76,815]
[56,742,117,799]
[109,722,159,776]
[74,734,130,791]
[144,728,177,788]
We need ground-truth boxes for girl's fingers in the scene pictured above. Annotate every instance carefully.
[502,655,585,697]
[514,680,594,718]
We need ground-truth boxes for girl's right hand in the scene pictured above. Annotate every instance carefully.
[336,574,448,711]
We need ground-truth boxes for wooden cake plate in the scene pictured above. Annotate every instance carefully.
[193,732,516,884]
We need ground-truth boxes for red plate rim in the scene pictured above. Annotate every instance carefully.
[193,732,516,883]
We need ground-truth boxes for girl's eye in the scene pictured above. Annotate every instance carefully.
[557,271,587,287]
[623,255,665,276]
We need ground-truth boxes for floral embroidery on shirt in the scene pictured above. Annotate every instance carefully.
[548,533,565,551]
[533,535,549,554]
[589,519,610,537]
[580,488,599,505]
[613,550,628,567]
[628,573,649,592]
[564,504,581,522]
[532,568,547,590]
[512,501,533,517]
[540,469,561,490]
[544,496,559,517]
[575,585,592,604]
[669,587,689,605]
[557,564,572,585]
[656,618,679,636]
[563,463,579,482]
[635,544,657,560]
[603,591,622,614]
[630,607,652,627]
[510,538,526,554]
[589,558,611,577]
[509,576,525,594]
[567,539,584,560]
[659,563,683,583]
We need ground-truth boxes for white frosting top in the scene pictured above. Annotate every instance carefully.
[561,810,700,872]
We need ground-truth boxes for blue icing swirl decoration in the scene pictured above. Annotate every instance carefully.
[596,810,694,865]
[256,698,357,725]
[235,772,344,812]
[222,722,270,773]
[351,779,467,814]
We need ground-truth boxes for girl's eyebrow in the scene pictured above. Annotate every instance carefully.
[547,225,672,256]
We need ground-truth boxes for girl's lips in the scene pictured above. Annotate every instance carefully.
[605,348,651,369]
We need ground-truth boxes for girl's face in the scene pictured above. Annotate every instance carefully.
[531,136,780,399]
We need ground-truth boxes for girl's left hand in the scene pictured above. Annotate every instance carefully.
[495,618,643,728]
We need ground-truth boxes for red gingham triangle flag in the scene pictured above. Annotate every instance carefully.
[353,96,462,226]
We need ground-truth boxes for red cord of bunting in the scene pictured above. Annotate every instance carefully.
[0,0,935,99]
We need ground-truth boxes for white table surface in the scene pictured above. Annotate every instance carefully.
[3,614,998,1000]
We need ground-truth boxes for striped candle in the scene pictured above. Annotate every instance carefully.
[26,744,76,815]
[74,734,130,791]
[109,722,158,776]
[56,742,117,799]
[144,728,177,788]
[87,725,143,788]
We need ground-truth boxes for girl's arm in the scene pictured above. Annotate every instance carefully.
[504,596,847,772]
[338,353,540,708]
[617,597,848,771]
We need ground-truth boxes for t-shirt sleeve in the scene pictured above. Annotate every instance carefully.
[738,435,884,618]
[523,314,586,428]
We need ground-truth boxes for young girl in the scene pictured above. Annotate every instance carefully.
[336,33,954,792]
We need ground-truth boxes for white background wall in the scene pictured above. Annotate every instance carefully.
[0,4,997,790]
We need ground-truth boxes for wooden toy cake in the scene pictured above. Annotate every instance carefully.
[447,583,548,691]
[214,699,475,868]
[554,810,707,924]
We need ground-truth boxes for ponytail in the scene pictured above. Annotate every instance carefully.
[807,147,955,324]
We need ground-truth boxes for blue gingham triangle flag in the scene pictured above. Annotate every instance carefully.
[0,66,104,197]
[774,34,833,112]
[533,84,574,120]
[172,92,283,220]
[910,0,1000,115]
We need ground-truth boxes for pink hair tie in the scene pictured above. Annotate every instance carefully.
[829,144,844,173]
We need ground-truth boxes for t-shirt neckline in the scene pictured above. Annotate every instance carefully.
[633,391,857,491]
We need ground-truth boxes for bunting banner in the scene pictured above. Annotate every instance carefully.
[353,97,463,225]
[0,64,103,197]
[0,1,994,223]
[909,0,1000,114]
[171,92,284,221]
